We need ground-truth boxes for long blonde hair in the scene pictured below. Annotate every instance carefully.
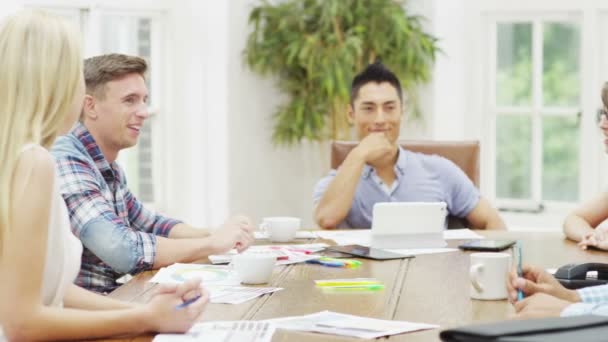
[0,10,83,255]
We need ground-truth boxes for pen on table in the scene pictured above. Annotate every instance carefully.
[307,259,344,267]
[175,294,202,310]
[517,241,524,301]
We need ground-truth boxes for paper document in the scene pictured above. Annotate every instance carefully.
[149,264,240,286]
[254,230,318,239]
[317,230,372,246]
[207,286,283,304]
[267,311,437,339]
[443,229,485,240]
[386,248,458,256]
[317,229,484,247]
[209,244,328,265]
[153,321,275,342]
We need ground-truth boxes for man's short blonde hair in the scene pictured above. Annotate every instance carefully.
[84,53,147,99]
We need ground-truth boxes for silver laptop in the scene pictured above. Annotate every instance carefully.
[371,202,448,249]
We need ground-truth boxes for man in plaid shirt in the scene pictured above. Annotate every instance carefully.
[507,264,608,317]
[52,54,255,293]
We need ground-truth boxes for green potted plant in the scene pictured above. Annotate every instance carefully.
[245,0,438,145]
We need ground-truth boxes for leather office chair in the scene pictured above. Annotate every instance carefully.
[330,140,481,228]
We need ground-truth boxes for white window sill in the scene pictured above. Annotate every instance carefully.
[502,211,566,232]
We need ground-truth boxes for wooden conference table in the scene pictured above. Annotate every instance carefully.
[104,230,608,342]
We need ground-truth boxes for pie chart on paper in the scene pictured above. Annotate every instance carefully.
[166,265,241,286]
[149,264,241,285]
[171,268,232,283]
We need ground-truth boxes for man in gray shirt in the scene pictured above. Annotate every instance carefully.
[313,62,505,230]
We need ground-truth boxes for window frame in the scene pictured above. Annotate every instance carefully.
[484,12,592,212]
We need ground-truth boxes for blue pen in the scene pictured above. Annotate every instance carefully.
[517,241,524,301]
[306,259,344,267]
[175,295,202,310]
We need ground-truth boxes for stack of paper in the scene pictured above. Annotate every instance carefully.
[385,248,458,255]
[153,321,275,342]
[443,229,485,240]
[317,229,484,247]
[267,311,438,339]
[209,244,328,265]
[207,286,283,304]
[316,229,484,257]
[317,230,372,246]
[149,264,282,305]
[254,230,318,240]
[149,264,240,285]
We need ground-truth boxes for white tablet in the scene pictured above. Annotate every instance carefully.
[371,202,447,248]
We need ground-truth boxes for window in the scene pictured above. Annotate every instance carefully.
[490,17,581,209]
[98,13,160,204]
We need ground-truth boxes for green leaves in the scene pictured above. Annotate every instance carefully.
[244,0,438,146]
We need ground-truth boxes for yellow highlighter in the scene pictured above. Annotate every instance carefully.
[315,278,383,287]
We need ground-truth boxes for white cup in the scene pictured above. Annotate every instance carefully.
[469,252,511,300]
[260,217,301,242]
[232,253,276,285]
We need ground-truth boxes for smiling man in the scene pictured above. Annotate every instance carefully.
[52,54,255,293]
[313,62,505,230]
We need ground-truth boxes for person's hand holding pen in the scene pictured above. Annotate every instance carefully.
[507,264,580,304]
[142,279,209,333]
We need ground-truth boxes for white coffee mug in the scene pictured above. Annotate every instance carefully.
[260,217,301,242]
[232,253,276,285]
[469,252,511,300]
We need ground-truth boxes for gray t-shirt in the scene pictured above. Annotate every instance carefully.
[313,147,480,228]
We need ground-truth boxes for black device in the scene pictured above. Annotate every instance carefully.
[440,315,608,342]
[458,239,517,252]
[325,244,414,260]
[553,263,608,289]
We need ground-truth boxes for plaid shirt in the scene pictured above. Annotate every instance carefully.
[52,123,181,293]
[561,284,608,317]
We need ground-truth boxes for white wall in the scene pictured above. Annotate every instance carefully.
[226,0,327,227]
[162,0,213,227]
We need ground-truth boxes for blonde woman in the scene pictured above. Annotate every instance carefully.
[0,10,207,341]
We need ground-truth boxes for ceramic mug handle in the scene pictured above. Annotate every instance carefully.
[470,263,484,293]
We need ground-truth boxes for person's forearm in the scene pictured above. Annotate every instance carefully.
[64,284,134,310]
[4,305,149,341]
[315,150,367,229]
[154,236,219,268]
[483,214,507,230]
[563,214,595,242]
[168,223,212,239]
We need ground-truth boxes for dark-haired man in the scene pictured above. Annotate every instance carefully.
[313,62,505,230]
[52,54,255,293]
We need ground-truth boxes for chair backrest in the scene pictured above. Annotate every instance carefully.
[330,140,480,187]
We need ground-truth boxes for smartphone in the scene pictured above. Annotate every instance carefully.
[458,239,517,252]
[326,245,414,260]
